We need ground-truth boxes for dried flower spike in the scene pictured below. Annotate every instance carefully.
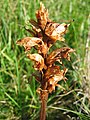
[16,3,74,120]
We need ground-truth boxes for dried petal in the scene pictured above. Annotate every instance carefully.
[52,23,69,36]
[46,47,74,66]
[38,42,49,57]
[46,68,67,93]
[44,66,60,81]
[27,53,45,71]
[16,37,42,51]
[45,22,69,43]
[36,3,49,30]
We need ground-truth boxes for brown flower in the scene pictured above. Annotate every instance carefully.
[45,22,69,43]
[16,37,42,51]
[45,66,67,93]
[46,47,74,67]
[27,53,46,71]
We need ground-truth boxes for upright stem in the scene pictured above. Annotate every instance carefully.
[40,90,48,120]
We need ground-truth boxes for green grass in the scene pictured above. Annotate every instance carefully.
[0,0,90,120]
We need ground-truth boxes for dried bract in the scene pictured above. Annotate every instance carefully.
[27,53,45,71]
[36,2,49,30]
[29,20,41,34]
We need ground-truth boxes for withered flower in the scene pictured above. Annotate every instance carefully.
[45,22,69,43]
[16,37,42,51]
[27,53,46,71]
[46,47,74,67]
[47,68,68,93]
[16,3,74,120]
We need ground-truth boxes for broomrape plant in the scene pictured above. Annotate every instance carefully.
[16,3,74,120]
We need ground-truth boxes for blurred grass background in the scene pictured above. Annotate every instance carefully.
[0,0,90,120]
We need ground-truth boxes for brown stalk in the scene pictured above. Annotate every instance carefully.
[39,55,48,120]
[40,89,48,120]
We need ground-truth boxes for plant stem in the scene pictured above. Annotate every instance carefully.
[40,90,48,120]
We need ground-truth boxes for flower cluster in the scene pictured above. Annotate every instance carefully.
[16,3,74,94]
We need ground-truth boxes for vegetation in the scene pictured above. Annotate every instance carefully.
[0,0,90,120]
